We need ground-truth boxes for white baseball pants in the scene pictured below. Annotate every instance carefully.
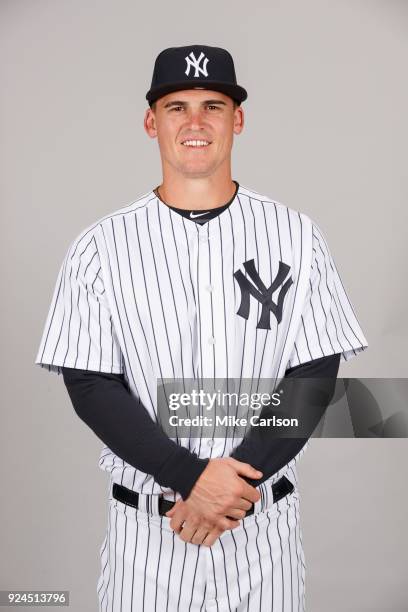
[97,472,306,612]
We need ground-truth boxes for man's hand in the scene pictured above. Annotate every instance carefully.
[166,498,237,547]
[165,457,263,546]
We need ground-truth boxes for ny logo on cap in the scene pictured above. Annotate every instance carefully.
[185,51,209,78]
[234,259,293,329]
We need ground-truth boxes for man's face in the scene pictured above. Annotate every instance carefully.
[144,89,244,179]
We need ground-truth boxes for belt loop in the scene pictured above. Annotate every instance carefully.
[254,482,266,514]
[263,479,275,511]
[137,492,161,516]
[137,492,149,514]
[266,481,275,511]
[151,494,160,516]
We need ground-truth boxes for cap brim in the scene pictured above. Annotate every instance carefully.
[146,80,247,105]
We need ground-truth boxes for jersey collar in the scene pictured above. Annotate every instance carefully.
[152,180,241,235]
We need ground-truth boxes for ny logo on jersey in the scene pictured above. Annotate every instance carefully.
[234,259,293,329]
[185,51,209,78]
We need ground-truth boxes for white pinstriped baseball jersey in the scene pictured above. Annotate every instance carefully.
[35,183,368,500]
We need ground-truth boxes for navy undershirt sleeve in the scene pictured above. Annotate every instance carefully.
[231,353,341,487]
[61,353,340,499]
[61,367,209,500]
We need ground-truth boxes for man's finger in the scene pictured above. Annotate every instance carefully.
[217,517,240,531]
[202,528,223,547]
[239,480,262,504]
[226,458,263,480]
[169,511,186,533]
[179,523,198,543]
[191,528,211,545]
[224,508,247,520]
[231,498,253,512]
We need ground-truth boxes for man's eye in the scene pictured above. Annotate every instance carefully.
[169,105,220,111]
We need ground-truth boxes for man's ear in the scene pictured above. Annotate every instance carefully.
[233,106,244,136]
[144,107,157,139]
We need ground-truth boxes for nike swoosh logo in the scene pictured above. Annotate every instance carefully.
[190,211,208,218]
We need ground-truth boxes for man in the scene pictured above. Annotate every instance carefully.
[35,45,368,611]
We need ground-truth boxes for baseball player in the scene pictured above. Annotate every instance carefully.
[35,45,368,611]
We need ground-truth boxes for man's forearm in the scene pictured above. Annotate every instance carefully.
[230,353,341,486]
[61,367,209,500]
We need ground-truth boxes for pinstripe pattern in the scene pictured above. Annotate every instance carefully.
[97,476,305,611]
[35,184,368,609]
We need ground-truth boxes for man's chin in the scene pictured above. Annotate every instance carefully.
[178,164,217,179]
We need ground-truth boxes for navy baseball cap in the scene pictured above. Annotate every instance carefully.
[146,45,248,106]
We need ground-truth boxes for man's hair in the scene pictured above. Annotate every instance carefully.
[150,98,240,112]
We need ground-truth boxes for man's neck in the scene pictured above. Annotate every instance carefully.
[156,175,237,211]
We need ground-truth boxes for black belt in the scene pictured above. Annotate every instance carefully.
[112,474,294,518]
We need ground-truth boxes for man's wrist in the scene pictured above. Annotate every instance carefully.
[157,446,210,500]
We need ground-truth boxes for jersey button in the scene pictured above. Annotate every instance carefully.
[208,336,216,344]
[206,284,214,292]
[207,439,215,447]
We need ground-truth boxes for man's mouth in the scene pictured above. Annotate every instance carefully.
[181,139,211,148]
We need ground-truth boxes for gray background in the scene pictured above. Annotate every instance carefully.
[1,0,407,610]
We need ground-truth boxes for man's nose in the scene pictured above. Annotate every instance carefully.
[185,108,206,128]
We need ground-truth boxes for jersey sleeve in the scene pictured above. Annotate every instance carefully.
[286,221,368,368]
[34,235,123,376]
